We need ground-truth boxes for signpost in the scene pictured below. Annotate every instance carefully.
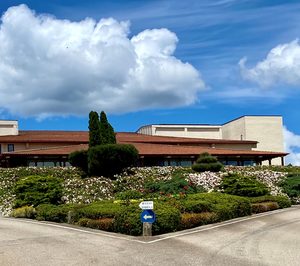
[139,201,155,237]
[139,201,154,210]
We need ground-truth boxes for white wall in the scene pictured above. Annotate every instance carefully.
[137,125,222,139]
[0,120,18,136]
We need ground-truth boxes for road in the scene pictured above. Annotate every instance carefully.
[1,206,300,266]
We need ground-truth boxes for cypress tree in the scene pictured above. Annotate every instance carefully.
[99,111,116,144]
[88,111,101,147]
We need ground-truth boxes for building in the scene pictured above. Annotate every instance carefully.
[137,115,285,165]
[0,116,288,167]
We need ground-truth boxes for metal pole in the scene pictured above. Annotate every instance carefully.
[143,222,152,237]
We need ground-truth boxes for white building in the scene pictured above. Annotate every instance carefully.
[137,115,285,165]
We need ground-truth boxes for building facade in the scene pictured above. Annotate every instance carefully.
[0,116,288,167]
[137,116,285,165]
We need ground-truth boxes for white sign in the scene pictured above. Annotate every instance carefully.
[139,201,154,210]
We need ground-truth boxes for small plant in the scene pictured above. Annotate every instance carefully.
[192,152,223,172]
[11,206,36,218]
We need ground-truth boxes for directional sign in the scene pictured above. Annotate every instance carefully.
[139,201,154,210]
[140,210,156,223]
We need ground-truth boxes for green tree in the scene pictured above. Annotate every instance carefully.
[192,152,223,172]
[99,111,116,144]
[89,111,101,147]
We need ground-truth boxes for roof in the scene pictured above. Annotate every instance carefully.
[0,130,257,145]
[116,132,257,145]
[3,142,288,158]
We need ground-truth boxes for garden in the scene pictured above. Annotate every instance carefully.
[1,111,299,236]
[0,163,299,236]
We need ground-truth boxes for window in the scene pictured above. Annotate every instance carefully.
[0,144,1,154]
[7,144,14,152]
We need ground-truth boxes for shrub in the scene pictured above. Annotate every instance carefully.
[11,206,36,218]
[76,201,121,220]
[77,217,114,231]
[251,202,279,214]
[114,202,181,236]
[192,152,223,173]
[279,174,300,198]
[68,150,88,173]
[115,191,144,201]
[114,205,142,236]
[14,175,63,208]
[220,173,269,197]
[152,203,181,235]
[144,175,204,196]
[249,195,291,209]
[88,144,139,177]
[187,193,252,220]
[179,199,213,213]
[35,204,73,222]
[180,212,218,229]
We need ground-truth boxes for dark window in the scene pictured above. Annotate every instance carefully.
[7,144,14,152]
[0,144,1,154]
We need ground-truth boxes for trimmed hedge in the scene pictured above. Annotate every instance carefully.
[251,202,279,214]
[192,152,223,173]
[187,193,252,220]
[180,212,218,229]
[88,144,139,177]
[69,150,88,173]
[249,195,291,209]
[78,218,114,231]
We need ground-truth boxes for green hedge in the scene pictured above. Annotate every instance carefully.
[88,144,139,177]
[187,193,252,220]
[192,152,223,173]
[69,150,88,173]
[249,195,291,209]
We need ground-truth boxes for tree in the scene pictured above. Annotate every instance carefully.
[88,111,101,147]
[99,111,116,144]
[192,152,223,172]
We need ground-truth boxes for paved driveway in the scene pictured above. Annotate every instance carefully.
[1,206,300,266]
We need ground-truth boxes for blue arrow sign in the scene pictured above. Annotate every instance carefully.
[140,210,156,223]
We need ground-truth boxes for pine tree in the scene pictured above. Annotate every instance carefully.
[88,111,101,147]
[99,111,116,144]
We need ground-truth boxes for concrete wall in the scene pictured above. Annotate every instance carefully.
[244,116,284,165]
[222,117,246,140]
[222,116,284,165]
[0,121,18,136]
[138,125,222,139]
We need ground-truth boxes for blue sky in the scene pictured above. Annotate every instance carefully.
[0,0,300,163]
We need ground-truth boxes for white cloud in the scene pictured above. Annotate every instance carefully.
[283,126,300,166]
[0,5,204,118]
[239,39,300,87]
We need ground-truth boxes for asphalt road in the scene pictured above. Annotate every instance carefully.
[1,206,300,266]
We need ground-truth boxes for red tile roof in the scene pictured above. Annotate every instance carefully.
[3,142,287,158]
[0,131,257,145]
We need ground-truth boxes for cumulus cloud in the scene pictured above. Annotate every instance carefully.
[0,5,204,118]
[239,39,300,87]
[283,126,300,166]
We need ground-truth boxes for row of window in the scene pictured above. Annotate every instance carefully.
[0,144,14,153]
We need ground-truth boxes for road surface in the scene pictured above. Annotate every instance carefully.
[1,206,300,265]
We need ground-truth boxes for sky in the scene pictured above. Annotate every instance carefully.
[0,0,300,164]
